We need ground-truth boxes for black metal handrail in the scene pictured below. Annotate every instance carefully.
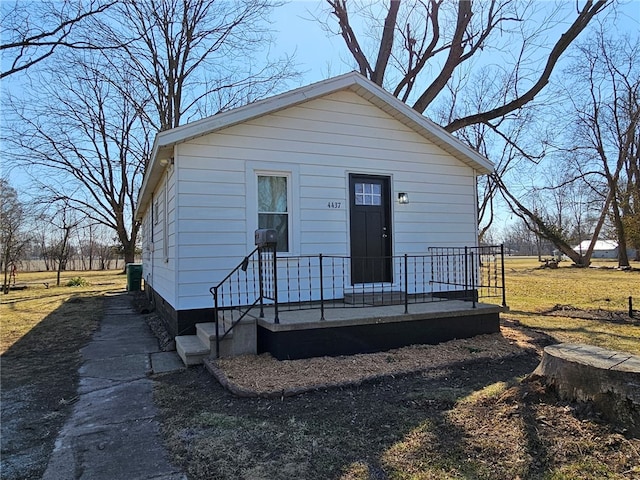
[428,244,507,308]
[210,246,260,358]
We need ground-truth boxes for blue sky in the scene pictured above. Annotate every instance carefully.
[270,0,640,88]
[270,1,349,85]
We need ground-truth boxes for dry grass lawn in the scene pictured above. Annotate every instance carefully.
[503,257,640,354]
[1,270,126,480]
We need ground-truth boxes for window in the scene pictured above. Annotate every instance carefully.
[150,197,155,242]
[258,175,288,252]
[163,174,169,261]
[355,182,382,206]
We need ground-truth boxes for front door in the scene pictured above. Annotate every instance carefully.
[349,174,392,284]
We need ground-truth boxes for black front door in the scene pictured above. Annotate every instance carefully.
[349,174,392,284]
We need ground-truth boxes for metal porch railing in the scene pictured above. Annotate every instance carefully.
[210,245,507,353]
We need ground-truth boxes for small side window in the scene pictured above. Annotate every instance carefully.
[258,175,289,252]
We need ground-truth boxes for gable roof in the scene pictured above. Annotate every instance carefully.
[136,72,493,219]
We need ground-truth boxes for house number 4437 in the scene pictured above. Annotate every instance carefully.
[327,201,342,208]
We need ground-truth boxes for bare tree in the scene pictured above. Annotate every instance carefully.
[4,0,297,266]
[559,31,640,267]
[0,0,116,78]
[621,149,640,260]
[76,223,96,270]
[501,217,553,257]
[0,179,30,293]
[529,159,601,243]
[33,220,54,271]
[41,201,83,286]
[325,0,608,125]
[95,242,118,270]
[105,0,297,131]
[5,56,149,265]
[495,173,585,263]
[323,0,612,255]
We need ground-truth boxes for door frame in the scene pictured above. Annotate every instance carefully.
[348,173,393,285]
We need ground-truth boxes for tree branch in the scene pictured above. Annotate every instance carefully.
[445,0,609,132]
[328,0,373,77]
[371,0,401,85]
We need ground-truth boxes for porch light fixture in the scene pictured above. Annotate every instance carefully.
[159,157,174,167]
[398,192,409,204]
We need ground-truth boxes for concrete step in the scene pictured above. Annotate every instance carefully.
[344,290,406,306]
[177,313,258,365]
[196,322,233,349]
[175,335,209,366]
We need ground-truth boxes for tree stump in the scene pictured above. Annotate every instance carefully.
[533,343,640,435]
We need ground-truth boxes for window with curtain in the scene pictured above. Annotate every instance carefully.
[258,175,288,252]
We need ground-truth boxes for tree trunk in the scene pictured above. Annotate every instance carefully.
[56,226,72,286]
[123,242,136,265]
[2,253,9,294]
[532,343,640,436]
[496,174,589,266]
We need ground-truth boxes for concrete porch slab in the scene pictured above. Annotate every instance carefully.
[255,300,503,332]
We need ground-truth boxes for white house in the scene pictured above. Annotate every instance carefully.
[573,239,636,260]
[134,72,496,344]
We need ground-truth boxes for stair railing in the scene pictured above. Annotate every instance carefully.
[210,246,259,358]
[209,244,279,357]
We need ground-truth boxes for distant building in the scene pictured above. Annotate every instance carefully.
[572,240,636,260]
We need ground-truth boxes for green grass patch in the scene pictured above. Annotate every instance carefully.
[458,381,509,405]
[547,459,625,479]
[66,276,89,287]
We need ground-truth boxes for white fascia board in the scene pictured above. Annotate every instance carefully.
[154,73,360,148]
[135,142,172,221]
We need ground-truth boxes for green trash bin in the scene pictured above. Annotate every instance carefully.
[126,263,143,291]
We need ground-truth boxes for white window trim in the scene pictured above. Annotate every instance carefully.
[153,196,159,225]
[246,162,299,255]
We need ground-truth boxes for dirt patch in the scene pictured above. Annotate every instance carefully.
[207,326,550,398]
[543,304,638,325]
[155,330,640,479]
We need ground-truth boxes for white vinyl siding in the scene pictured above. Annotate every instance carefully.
[145,166,177,305]
[169,90,478,310]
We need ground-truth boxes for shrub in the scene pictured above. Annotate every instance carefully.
[66,277,89,287]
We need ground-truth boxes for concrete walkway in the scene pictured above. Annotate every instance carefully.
[43,292,187,480]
